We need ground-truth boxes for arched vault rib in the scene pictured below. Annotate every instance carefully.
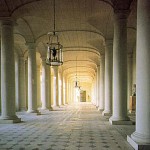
[20,17,35,42]
[36,29,105,44]
[63,47,100,56]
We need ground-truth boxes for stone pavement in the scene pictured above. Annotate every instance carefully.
[0,103,135,150]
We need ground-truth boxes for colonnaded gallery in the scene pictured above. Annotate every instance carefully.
[0,0,149,150]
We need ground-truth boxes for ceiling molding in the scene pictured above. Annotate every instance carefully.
[63,47,100,56]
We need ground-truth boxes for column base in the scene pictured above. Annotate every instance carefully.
[49,107,53,111]
[96,105,99,109]
[98,107,104,112]
[109,116,133,125]
[102,110,111,116]
[127,135,150,150]
[59,105,65,108]
[39,108,50,113]
[19,107,27,111]
[27,109,41,115]
[52,106,60,110]
[0,116,21,124]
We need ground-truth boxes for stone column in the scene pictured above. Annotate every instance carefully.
[41,57,49,110]
[70,81,73,103]
[68,81,71,104]
[109,10,131,125]
[25,59,28,108]
[97,66,100,108]
[92,77,97,105]
[15,52,19,111]
[37,65,41,108]
[46,65,50,109]
[103,40,113,116]
[94,77,97,105]
[127,53,133,111]
[53,66,59,107]
[96,69,99,108]
[127,0,150,149]
[99,55,105,111]
[27,42,40,114]
[94,70,99,108]
[61,70,64,105]
[49,66,53,110]
[0,19,21,123]
[63,78,66,105]
[0,42,1,113]
[19,56,26,111]
[65,78,68,104]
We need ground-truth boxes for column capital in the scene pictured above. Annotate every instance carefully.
[26,42,36,50]
[41,56,46,62]
[114,9,130,20]
[0,17,16,26]
[105,39,113,46]
[19,56,25,61]
[52,66,58,70]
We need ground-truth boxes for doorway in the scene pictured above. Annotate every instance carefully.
[80,90,86,102]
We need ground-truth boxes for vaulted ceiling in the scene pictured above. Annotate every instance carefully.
[0,0,136,84]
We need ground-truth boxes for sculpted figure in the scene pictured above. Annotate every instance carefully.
[132,84,136,96]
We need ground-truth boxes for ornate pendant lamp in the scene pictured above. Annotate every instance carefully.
[46,0,63,66]
[74,57,80,89]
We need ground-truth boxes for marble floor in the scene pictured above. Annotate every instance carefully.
[0,103,135,150]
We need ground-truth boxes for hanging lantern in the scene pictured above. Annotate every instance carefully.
[46,0,63,66]
[74,56,81,90]
[46,32,63,66]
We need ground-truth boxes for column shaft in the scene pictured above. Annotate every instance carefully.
[19,56,26,111]
[99,55,105,111]
[37,65,41,108]
[0,20,21,123]
[27,43,39,114]
[127,54,133,112]
[0,42,1,113]
[96,68,100,108]
[53,66,59,106]
[103,40,113,116]
[46,65,50,109]
[15,52,19,111]
[109,10,131,124]
[49,66,53,109]
[61,71,64,105]
[65,78,68,104]
[41,58,47,110]
[128,0,150,148]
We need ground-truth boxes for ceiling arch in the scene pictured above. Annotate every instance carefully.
[0,0,137,87]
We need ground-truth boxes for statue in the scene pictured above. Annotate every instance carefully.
[132,84,136,96]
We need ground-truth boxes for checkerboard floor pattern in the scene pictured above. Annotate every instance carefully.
[0,103,135,150]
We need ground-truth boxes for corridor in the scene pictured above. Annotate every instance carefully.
[0,103,134,150]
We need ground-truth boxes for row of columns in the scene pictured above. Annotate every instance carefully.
[128,0,150,148]
[96,10,131,123]
[0,19,66,123]
[0,0,149,148]
[94,1,150,148]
